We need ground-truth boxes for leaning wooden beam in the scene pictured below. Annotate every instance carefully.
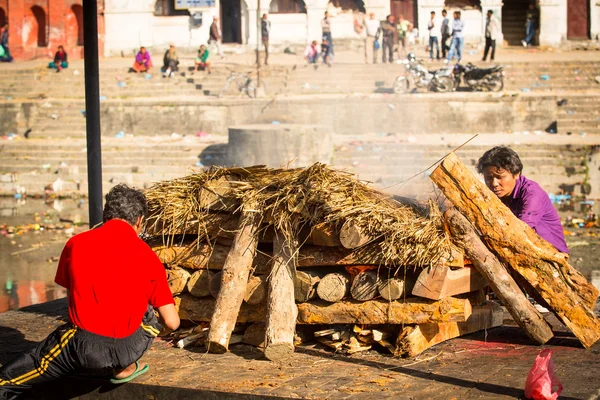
[395,302,504,358]
[207,202,261,353]
[177,295,472,325]
[411,265,489,301]
[445,208,553,345]
[264,232,299,362]
[430,152,600,348]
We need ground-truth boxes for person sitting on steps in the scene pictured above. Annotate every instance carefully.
[132,47,152,74]
[0,184,180,399]
[48,45,68,72]
[194,45,212,74]
[162,44,179,78]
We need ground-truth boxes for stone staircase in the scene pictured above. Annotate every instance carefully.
[0,137,590,199]
[1,61,600,100]
[557,96,600,135]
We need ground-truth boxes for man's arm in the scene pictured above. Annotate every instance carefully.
[156,303,180,335]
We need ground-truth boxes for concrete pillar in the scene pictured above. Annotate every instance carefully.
[416,0,445,44]
[306,0,328,43]
[590,0,600,40]
[480,0,503,46]
[539,0,567,46]
[227,124,333,168]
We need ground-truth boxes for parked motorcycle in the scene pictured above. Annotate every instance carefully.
[394,54,454,94]
[452,63,505,92]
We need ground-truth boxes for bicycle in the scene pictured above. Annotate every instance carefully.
[218,71,258,98]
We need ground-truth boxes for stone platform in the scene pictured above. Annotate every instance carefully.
[1,299,599,399]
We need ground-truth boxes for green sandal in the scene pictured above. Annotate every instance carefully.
[110,361,149,384]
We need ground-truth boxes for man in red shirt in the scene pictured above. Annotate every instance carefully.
[0,185,179,398]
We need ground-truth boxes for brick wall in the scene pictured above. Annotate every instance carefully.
[3,0,104,61]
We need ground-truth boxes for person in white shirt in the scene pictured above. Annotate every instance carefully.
[482,10,500,62]
[363,13,381,64]
[304,40,320,65]
[427,11,441,61]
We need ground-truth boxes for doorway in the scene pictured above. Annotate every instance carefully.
[390,0,417,27]
[0,7,6,29]
[30,5,48,47]
[567,0,590,39]
[221,0,242,44]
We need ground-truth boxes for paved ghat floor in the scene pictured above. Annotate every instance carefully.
[1,299,599,399]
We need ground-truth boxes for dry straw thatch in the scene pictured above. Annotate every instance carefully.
[145,163,452,268]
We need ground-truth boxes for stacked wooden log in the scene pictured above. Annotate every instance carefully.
[144,164,512,359]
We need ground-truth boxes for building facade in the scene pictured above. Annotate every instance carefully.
[102,0,599,56]
[0,0,104,61]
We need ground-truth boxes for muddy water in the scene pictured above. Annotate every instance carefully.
[0,198,88,313]
[0,198,599,314]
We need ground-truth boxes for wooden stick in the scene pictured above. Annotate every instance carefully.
[245,275,268,305]
[411,265,489,301]
[350,270,380,301]
[186,269,213,298]
[264,232,298,362]
[339,220,371,249]
[316,272,350,303]
[445,208,553,344]
[167,268,191,296]
[177,295,472,325]
[378,277,405,301]
[395,302,504,358]
[431,153,600,348]
[207,202,261,353]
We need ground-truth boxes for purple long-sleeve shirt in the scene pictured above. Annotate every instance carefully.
[135,51,151,66]
[502,175,569,253]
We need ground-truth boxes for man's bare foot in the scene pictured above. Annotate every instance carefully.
[113,362,146,380]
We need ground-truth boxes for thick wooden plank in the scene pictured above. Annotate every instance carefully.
[177,295,472,325]
[207,203,261,353]
[395,302,504,358]
[431,152,600,348]
[264,232,299,362]
[411,265,489,301]
[446,208,553,344]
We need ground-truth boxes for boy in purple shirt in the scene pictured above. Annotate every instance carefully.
[477,146,569,254]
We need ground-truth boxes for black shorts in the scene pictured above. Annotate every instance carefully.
[0,306,161,398]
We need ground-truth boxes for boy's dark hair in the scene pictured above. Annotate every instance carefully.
[476,146,523,175]
[102,184,148,225]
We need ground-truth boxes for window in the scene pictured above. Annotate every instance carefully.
[269,0,306,14]
[330,0,365,12]
[154,0,191,16]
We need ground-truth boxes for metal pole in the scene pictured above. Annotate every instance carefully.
[83,0,103,227]
[256,0,261,87]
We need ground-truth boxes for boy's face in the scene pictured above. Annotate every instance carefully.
[483,167,520,199]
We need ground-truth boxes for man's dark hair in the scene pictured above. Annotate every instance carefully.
[442,9,447,14]
[102,184,148,225]
[431,11,435,14]
[487,9,493,14]
[476,146,523,175]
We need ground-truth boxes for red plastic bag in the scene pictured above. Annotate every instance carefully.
[524,349,563,400]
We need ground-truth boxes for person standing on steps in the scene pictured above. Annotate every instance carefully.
[446,11,464,63]
[482,10,499,62]
[364,12,381,64]
[261,14,271,66]
[396,15,412,59]
[209,16,224,58]
[0,185,180,399]
[522,3,539,47]
[381,15,396,64]
[427,11,440,61]
[440,9,451,59]
[321,11,334,55]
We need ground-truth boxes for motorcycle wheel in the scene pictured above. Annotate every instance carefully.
[394,76,410,94]
[488,76,504,92]
[434,76,454,93]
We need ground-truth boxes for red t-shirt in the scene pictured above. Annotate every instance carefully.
[55,219,174,338]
